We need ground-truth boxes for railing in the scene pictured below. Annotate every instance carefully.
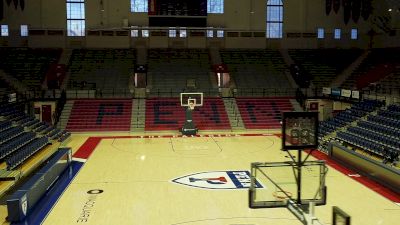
[65,88,133,99]
[233,88,297,97]
[148,88,220,97]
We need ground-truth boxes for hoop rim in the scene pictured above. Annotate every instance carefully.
[272,190,292,201]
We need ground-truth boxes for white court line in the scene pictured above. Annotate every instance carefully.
[72,157,87,163]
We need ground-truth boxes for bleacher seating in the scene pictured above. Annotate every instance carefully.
[220,49,290,90]
[0,126,24,145]
[0,132,36,160]
[289,49,363,88]
[0,48,61,90]
[0,103,70,172]
[318,99,384,137]
[148,49,211,92]
[330,102,400,161]
[67,49,135,91]
[341,48,400,89]
[66,99,132,132]
[145,97,231,131]
[6,136,49,170]
[235,97,294,129]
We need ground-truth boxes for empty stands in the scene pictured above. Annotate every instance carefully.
[67,49,135,92]
[318,100,400,161]
[289,49,362,88]
[318,99,384,137]
[0,48,61,90]
[0,104,69,171]
[66,99,132,132]
[145,97,230,131]
[220,49,290,90]
[235,97,294,129]
[341,48,400,90]
[148,49,211,93]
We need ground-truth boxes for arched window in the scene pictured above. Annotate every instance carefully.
[66,0,86,36]
[266,0,283,39]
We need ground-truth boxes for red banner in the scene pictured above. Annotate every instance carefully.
[148,0,156,15]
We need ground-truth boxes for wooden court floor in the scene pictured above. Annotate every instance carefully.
[7,132,400,225]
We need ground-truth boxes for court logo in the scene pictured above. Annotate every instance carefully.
[172,171,263,189]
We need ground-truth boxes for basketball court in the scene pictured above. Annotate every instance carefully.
[16,132,398,225]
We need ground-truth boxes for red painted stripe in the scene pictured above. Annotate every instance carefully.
[309,150,400,203]
[73,137,102,159]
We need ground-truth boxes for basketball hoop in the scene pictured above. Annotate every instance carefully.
[273,190,292,202]
[188,102,195,110]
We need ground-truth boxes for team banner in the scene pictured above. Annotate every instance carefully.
[148,0,156,15]
[341,89,352,98]
[322,87,331,95]
[352,0,361,23]
[331,88,341,96]
[352,90,360,99]
[326,0,333,15]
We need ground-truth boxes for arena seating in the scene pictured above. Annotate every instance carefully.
[220,49,290,90]
[289,49,363,88]
[145,97,230,131]
[0,103,70,171]
[66,99,132,132]
[0,48,61,90]
[318,99,384,137]
[148,49,211,92]
[6,136,49,170]
[0,132,36,160]
[326,101,399,160]
[341,48,400,89]
[235,97,294,129]
[67,49,135,91]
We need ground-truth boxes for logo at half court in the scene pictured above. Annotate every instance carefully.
[172,171,263,189]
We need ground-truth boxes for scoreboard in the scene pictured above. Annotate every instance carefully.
[148,0,207,27]
[281,112,319,150]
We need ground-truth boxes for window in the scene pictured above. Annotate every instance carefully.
[131,27,139,37]
[179,28,187,38]
[266,0,284,39]
[169,28,177,38]
[334,28,341,39]
[142,29,149,37]
[131,0,148,12]
[217,30,224,38]
[207,29,214,38]
[1,25,9,36]
[66,0,85,36]
[317,28,324,39]
[351,28,358,40]
[21,25,28,37]
[207,0,224,13]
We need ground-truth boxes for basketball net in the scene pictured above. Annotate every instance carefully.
[188,102,195,110]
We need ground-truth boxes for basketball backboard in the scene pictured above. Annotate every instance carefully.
[180,93,203,107]
[249,160,327,208]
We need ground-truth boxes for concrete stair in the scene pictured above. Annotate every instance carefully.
[290,99,303,111]
[222,98,245,130]
[57,100,74,130]
[131,98,146,132]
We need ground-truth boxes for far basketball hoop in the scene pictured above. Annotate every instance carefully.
[180,92,203,107]
[180,93,203,135]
